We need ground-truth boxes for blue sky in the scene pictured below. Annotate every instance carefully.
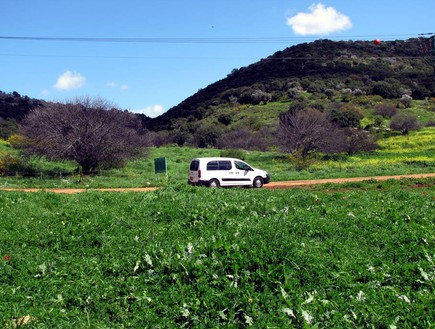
[1,1,433,117]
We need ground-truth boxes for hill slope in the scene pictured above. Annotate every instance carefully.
[0,91,44,121]
[147,38,435,130]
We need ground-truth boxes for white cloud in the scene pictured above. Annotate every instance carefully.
[132,104,165,118]
[106,82,129,91]
[286,3,352,35]
[54,70,86,91]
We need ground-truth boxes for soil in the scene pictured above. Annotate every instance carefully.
[264,173,435,190]
[1,173,434,194]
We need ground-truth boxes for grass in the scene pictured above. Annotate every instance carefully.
[0,181,434,327]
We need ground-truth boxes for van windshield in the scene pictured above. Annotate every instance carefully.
[234,161,252,171]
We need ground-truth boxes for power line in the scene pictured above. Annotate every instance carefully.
[0,34,431,61]
[0,34,422,44]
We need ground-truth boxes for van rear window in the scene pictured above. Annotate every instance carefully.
[207,160,232,171]
[190,160,199,171]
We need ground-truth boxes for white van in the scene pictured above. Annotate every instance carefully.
[188,157,270,188]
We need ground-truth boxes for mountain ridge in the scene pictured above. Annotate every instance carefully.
[146,38,435,130]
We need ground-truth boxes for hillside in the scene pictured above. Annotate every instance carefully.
[147,38,435,131]
[0,91,45,138]
[0,91,44,121]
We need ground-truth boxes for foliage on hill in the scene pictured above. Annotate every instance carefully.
[147,38,435,131]
[0,91,43,121]
[0,91,44,138]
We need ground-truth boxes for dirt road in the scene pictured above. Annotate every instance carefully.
[0,173,433,194]
[264,173,435,189]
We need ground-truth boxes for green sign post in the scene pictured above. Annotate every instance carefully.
[154,157,167,175]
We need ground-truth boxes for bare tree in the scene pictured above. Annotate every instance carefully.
[19,97,147,173]
[342,128,378,155]
[373,103,397,118]
[278,107,340,158]
[389,113,420,135]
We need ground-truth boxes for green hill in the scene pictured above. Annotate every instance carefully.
[147,38,435,131]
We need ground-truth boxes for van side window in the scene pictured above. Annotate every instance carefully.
[218,161,232,170]
[207,160,232,170]
[207,161,219,170]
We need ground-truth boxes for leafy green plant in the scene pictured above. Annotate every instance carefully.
[220,149,247,160]
[0,182,434,327]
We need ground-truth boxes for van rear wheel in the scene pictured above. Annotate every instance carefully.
[253,177,264,188]
[208,179,220,188]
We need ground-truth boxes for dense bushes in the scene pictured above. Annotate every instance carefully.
[329,104,364,128]
[0,152,36,176]
[0,118,17,139]
[219,148,247,160]
[216,128,270,151]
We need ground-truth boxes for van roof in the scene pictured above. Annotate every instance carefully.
[191,157,243,162]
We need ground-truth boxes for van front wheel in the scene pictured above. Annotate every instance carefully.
[253,177,264,188]
[208,179,220,188]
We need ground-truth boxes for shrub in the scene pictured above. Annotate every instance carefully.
[0,152,35,176]
[0,118,18,139]
[219,149,247,160]
[0,152,18,175]
[324,89,335,99]
[329,104,364,128]
[190,123,222,148]
[373,103,397,118]
[399,94,413,108]
[217,114,232,126]
[372,81,401,99]
[172,131,192,146]
[343,128,378,155]
[216,128,269,151]
[240,89,272,105]
[390,113,420,135]
[288,150,317,171]
[7,134,33,149]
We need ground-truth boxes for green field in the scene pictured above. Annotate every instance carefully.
[0,180,434,327]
